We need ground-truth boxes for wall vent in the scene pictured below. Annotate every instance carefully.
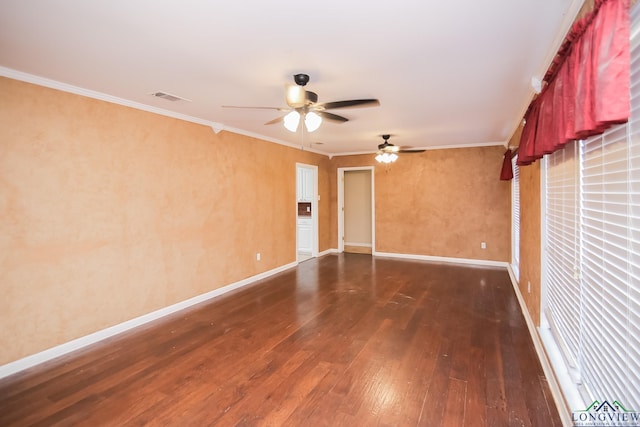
[149,91,191,102]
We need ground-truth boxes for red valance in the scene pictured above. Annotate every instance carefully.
[517,0,630,166]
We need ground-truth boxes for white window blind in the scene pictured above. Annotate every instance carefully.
[545,142,582,375]
[580,123,640,405]
[542,2,640,410]
[512,155,520,277]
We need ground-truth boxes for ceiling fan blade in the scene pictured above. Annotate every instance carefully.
[264,116,285,125]
[317,99,380,110]
[379,141,399,152]
[398,149,426,154]
[317,111,349,123]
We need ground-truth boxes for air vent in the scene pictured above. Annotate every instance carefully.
[149,92,191,102]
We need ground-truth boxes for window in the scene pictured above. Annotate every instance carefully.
[511,155,520,279]
[541,3,640,410]
[544,141,581,377]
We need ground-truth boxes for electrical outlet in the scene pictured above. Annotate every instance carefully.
[256,252,261,261]
[527,281,531,293]
[481,242,486,249]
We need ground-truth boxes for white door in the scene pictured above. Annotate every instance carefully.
[297,218,312,254]
[296,164,319,260]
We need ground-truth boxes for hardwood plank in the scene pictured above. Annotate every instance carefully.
[443,378,467,427]
[464,346,488,427]
[0,254,561,426]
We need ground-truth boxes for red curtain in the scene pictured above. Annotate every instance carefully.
[517,0,630,166]
[500,149,514,180]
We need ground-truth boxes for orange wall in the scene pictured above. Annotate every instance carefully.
[0,75,512,367]
[330,147,511,261]
[0,77,331,365]
[518,162,542,324]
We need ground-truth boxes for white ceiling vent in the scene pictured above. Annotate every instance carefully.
[149,91,191,102]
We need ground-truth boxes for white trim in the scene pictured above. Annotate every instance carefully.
[371,170,376,254]
[536,0,585,87]
[539,315,586,413]
[415,141,506,151]
[0,66,223,129]
[0,67,514,158]
[317,248,338,257]
[373,251,509,268]
[510,263,520,282]
[337,167,375,254]
[0,261,297,380]
[503,0,584,155]
[344,242,372,248]
[540,157,550,315]
[337,169,344,252]
[225,126,328,156]
[295,163,319,260]
[511,154,520,280]
[0,67,329,158]
[506,265,573,427]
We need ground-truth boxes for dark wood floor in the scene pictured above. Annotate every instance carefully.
[0,254,561,426]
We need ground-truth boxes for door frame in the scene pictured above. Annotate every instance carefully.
[337,166,375,253]
[296,163,319,260]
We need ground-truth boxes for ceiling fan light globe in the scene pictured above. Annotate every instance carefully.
[284,110,300,132]
[286,85,306,108]
[375,152,398,164]
[305,111,322,132]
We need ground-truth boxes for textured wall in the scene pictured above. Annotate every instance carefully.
[0,77,331,365]
[330,147,511,261]
[518,161,542,324]
[0,75,512,366]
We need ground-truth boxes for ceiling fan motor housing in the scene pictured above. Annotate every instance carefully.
[294,73,310,86]
[223,73,379,128]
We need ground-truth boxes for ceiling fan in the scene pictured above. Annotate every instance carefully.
[375,134,425,163]
[223,74,380,132]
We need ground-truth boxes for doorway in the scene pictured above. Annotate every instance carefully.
[296,163,319,262]
[337,167,374,254]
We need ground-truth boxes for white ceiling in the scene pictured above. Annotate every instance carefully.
[0,0,583,156]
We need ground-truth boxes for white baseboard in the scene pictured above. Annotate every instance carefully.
[318,248,338,257]
[0,261,297,380]
[373,251,509,268]
[506,265,572,427]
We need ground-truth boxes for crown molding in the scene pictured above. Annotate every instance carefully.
[0,66,223,128]
[221,125,329,156]
[331,141,505,157]
[0,67,332,158]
